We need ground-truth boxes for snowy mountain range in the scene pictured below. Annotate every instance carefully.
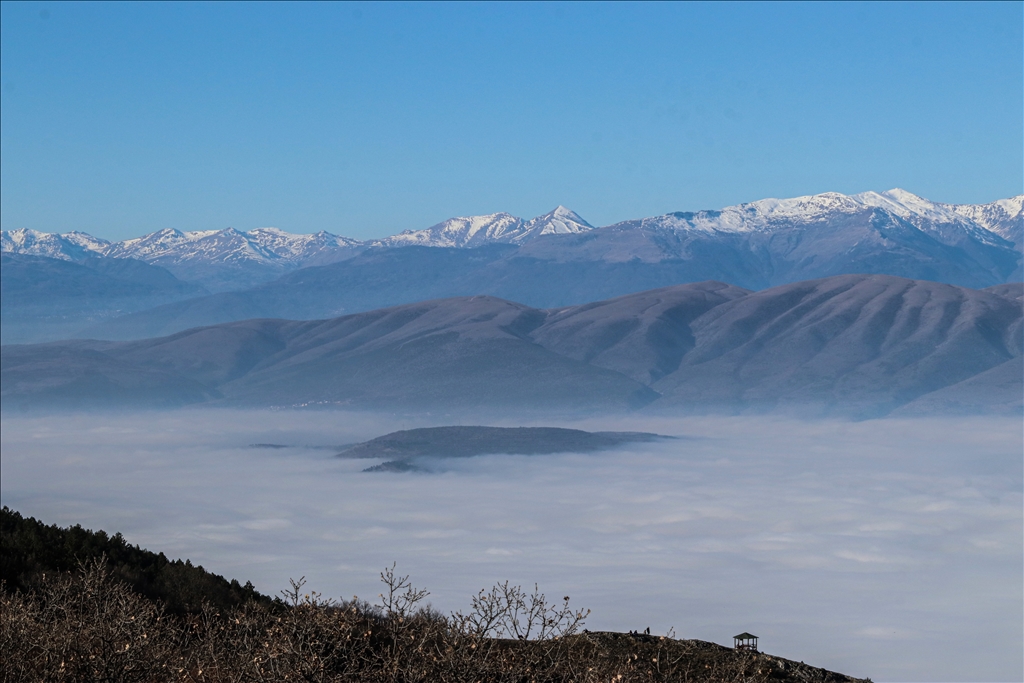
[1,228,112,262]
[0,207,595,290]
[3,189,1020,280]
[3,189,1022,343]
[373,205,594,248]
[639,189,1021,242]
[2,226,365,291]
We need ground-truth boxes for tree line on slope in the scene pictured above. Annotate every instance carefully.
[0,507,268,615]
[0,508,867,682]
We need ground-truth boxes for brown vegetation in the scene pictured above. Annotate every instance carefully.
[1,558,867,683]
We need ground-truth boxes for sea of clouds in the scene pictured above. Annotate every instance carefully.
[1,409,1020,682]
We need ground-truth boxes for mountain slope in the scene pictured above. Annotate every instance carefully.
[83,244,519,340]
[3,275,1019,416]
[531,281,751,384]
[85,204,1019,342]
[649,275,1023,415]
[1,295,658,411]
[6,190,1020,343]
[1,253,208,344]
[1,507,270,614]
[1,228,110,260]
[519,201,1018,287]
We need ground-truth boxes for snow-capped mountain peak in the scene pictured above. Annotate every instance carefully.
[95,226,363,266]
[850,188,960,223]
[991,195,1024,218]
[245,227,362,258]
[519,206,594,240]
[643,192,871,235]
[4,190,1019,295]
[105,228,252,263]
[0,228,109,261]
[945,195,1024,243]
[375,212,521,248]
[374,207,594,248]
[847,188,1023,244]
[615,189,1021,249]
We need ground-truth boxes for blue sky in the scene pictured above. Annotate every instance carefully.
[1,1,1021,240]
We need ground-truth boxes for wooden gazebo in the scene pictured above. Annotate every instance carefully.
[733,632,758,652]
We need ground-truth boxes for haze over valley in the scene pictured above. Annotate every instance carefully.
[3,190,1022,682]
[3,3,1021,680]
[4,236,1020,678]
[2,410,1020,681]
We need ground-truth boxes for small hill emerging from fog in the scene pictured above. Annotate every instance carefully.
[338,426,666,471]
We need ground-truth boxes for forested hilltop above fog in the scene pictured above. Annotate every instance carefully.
[1,507,870,683]
[3,274,1020,417]
[2,189,1021,344]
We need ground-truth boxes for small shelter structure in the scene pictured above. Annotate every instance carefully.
[733,632,758,652]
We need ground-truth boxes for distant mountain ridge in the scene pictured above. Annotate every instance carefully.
[4,190,1021,343]
[645,189,1021,242]
[4,275,1020,417]
[4,189,1020,284]
[0,206,595,291]
[0,253,208,345]
[1,228,112,261]
[373,205,594,248]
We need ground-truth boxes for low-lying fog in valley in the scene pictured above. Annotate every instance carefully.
[1,409,1020,682]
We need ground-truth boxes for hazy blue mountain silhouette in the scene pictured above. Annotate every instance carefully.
[4,275,1019,416]
[6,190,1021,343]
[1,253,208,344]
[83,210,1023,342]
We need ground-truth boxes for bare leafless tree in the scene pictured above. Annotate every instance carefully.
[1,559,862,683]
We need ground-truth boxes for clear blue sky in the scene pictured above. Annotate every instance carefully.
[1,1,1021,240]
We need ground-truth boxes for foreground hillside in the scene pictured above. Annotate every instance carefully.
[1,507,269,615]
[1,510,868,683]
[3,274,1020,416]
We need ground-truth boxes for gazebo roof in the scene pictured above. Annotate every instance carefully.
[734,632,758,639]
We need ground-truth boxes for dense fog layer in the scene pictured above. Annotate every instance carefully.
[1,409,1020,682]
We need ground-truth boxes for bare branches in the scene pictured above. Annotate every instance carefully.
[280,576,336,610]
[0,557,176,683]
[0,561,848,683]
[375,563,429,619]
[452,580,589,641]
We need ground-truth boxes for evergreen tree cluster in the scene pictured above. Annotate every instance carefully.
[0,508,867,682]
[0,506,270,614]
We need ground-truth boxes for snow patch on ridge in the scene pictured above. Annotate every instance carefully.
[3,191,1019,273]
[103,227,363,266]
[614,190,1022,248]
[373,207,593,248]
[1,228,109,261]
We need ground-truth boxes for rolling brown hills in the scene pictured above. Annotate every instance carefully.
[2,275,1020,416]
